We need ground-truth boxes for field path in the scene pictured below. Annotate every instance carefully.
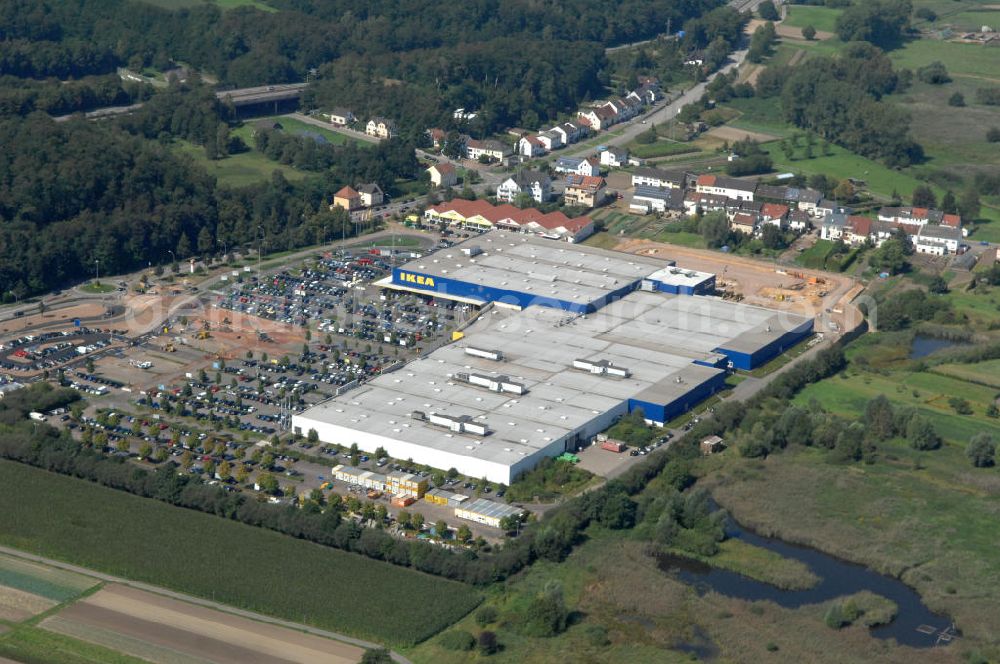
[0,545,413,664]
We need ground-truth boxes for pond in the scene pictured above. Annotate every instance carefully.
[909,335,969,359]
[657,517,955,648]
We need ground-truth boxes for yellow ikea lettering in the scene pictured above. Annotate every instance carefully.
[399,272,434,287]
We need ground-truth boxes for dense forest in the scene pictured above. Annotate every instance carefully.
[0,0,726,131]
[0,97,418,298]
[0,0,726,295]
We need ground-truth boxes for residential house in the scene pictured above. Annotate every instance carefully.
[631,82,663,105]
[453,108,478,121]
[632,166,686,189]
[788,210,810,232]
[554,156,584,174]
[600,147,629,168]
[578,106,617,131]
[631,186,685,214]
[815,199,852,219]
[760,203,790,227]
[496,170,552,204]
[731,212,758,236]
[878,207,966,237]
[554,157,600,177]
[331,186,361,211]
[696,174,756,201]
[683,191,729,215]
[785,187,823,215]
[423,199,594,242]
[552,122,586,145]
[427,163,458,188]
[914,225,963,255]
[563,175,607,208]
[820,214,872,246]
[465,138,512,162]
[427,128,447,149]
[518,135,547,158]
[326,108,355,126]
[537,130,564,151]
[357,183,384,208]
[365,117,397,139]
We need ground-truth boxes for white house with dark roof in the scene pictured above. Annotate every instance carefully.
[497,171,552,204]
[600,147,629,168]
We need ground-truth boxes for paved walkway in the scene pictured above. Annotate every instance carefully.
[0,545,413,664]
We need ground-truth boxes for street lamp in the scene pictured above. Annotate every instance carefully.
[94,259,100,284]
[167,250,175,271]
[257,225,265,276]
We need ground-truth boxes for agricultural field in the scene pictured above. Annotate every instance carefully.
[0,553,97,622]
[0,627,151,664]
[173,140,311,188]
[0,461,482,647]
[40,584,365,664]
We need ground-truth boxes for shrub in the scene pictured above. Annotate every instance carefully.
[916,61,950,85]
[976,88,1000,106]
[475,605,499,627]
[966,433,996,468]
[987,127,1000,143]
[802,25,817,40]
[439,630,476,651]
[824,604,848,629]
[585,624,611,647]
[361,649,392,664]
[948,92,965,107]
[522,582,569,637]
[478,630,498,655]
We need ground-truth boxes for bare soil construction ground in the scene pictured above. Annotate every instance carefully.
[0,303,108,336]
[42,584,364,664]
[611,237,862,333]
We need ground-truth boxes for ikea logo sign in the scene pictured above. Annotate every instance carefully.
[399,272,435,287]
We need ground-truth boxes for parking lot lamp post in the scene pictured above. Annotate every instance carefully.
[94,258,100,284]
[257,225,265,276]
[167,250,176,274]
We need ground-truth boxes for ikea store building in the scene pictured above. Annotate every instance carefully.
[293,234,812,484]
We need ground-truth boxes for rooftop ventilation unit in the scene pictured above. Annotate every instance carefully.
[426,411,489,436]
[572,358,631,378]
[454,372,527,395]
[465,347,505,361]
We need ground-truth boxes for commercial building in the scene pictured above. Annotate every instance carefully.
[455,498,525,528]
[386,470,429,498]
[422,200,594,243]
[293,234,811,484]
[424,488,469,507]
[331,465,387,490]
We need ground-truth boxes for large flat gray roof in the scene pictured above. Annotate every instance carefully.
[295,290,810,469]
[399,233,667,307]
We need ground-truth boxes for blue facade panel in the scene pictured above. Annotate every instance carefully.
[648,275,716,296]
[627,369,728,425]
[715,319,814,370]
[392,268,643,313]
